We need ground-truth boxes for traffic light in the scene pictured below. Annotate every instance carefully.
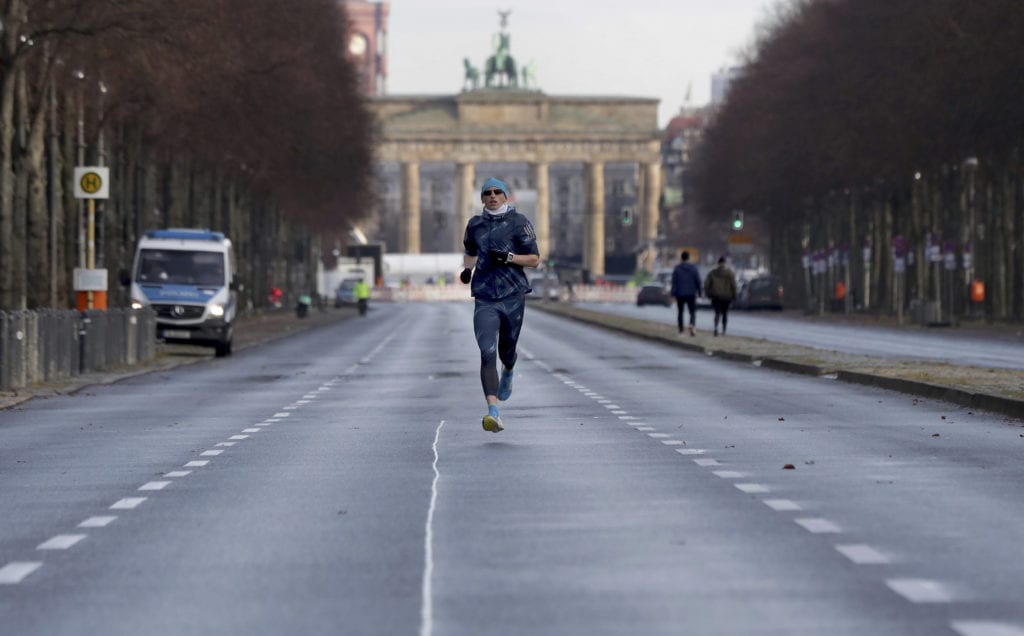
[621,208,633,227]
[731,210,744,230]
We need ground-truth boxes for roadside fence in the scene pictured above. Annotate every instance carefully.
[0,309,157,391]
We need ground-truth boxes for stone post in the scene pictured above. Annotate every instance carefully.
[585,161,605,279]
[454,162,476,251]
[530,162,550,262]
[641,161,661,273]
[401,162,421,254]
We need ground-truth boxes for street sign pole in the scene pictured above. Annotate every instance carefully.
[73,167,110,311]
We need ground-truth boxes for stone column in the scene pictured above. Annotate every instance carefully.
[641,161,661,273]
[585,161,605,278]
[530,162,550,262]
[454,162,476,251]
[401,161,420,254]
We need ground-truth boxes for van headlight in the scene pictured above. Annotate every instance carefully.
[130,300,144,310]
[209,304,225,317]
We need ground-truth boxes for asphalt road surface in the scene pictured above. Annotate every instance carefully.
[1,302,1022,635]
[578,301,1024,370]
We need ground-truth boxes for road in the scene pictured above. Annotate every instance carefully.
[1,302,1022,635]
[578,301,1024,370]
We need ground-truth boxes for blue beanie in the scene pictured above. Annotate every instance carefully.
[480,177,509,197]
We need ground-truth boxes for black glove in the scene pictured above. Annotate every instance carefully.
[459,268,472,284]
[488,249,513,264]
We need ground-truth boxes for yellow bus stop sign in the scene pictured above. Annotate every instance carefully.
[73,167,110,199]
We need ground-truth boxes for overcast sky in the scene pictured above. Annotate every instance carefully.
[385,0,783,126]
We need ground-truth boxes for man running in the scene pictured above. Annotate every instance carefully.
[459,177,541,432]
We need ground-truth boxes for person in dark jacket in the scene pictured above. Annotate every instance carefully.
[670,251,702,336]
[704,256,738,336]
[459,177,541,433]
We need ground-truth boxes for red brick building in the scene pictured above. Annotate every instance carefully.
[343,1,389,96]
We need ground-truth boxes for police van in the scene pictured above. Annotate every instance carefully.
[122,229,239,357]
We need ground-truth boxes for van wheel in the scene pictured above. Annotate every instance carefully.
[214,340,232,357]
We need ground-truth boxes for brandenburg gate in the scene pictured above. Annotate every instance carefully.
[370,90,661,277]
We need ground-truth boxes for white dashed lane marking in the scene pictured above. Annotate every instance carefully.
[37,534,86,550]
[229,435,250,440]
[78,516,117,528]
[110,497,146,510]
[139,481,170,491]
[712,470,746,479]
[0,562,42,584]
[216,442,237,447]
[273,412,291,418]
[200,450,223,457]
[951,621,1024,636]
[647,433,670,439]
[694,458,720,466]
[242,428,260,433]
[795,518,842,533]
[661,440,685,446]
[835,544,890,564]
[185,460,209,467]
[886,578,954,603]
[164,470,191,478]
[676,448,706,455]
[735,483,771,494]
[763,499,802,511]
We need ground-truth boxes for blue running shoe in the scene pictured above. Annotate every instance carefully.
[497,368,514,401]
[482,413,504,433]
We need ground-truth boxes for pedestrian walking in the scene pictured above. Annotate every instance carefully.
[704,256,737,336]
[459,177,541,433]
[670,250,702,336]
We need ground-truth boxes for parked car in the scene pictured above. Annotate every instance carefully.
[636,284,672,307]
[528,275,560,301]
[334,278,362,307]
[736,275,784,310]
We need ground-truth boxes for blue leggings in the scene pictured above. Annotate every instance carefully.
[473,295,526,397]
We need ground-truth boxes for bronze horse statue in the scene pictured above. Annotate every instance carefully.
[485,51,518,88]
[463,58,480,90]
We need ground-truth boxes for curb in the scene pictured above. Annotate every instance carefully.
[533,302,1024,423]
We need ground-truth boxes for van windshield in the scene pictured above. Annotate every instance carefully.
[137,249,225,286]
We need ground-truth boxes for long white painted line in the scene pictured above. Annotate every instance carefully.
[229,435,250,440]
[164,470,191,478]
[951,621,1024,636]
[676,448,706,455]
[694,458,720,467]
[110,497,146,510]
[763,499,802,512]
[419,420,445,636]
[661,440,685,446]
[184,460,209,468]
[0,562,42,584]
[712,470,747,479]
[242,428,260,433]
[200,450,223,457]
[795,518,842,533]
[78,516,117,528]
[735,483,771,494]
[139,481,170,491]
[37,534,86,550]
[886,578,954,603]
[835,544,890,564]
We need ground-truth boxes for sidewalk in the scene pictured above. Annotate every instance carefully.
[534,302,1024,423]
[0,306,355,411]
